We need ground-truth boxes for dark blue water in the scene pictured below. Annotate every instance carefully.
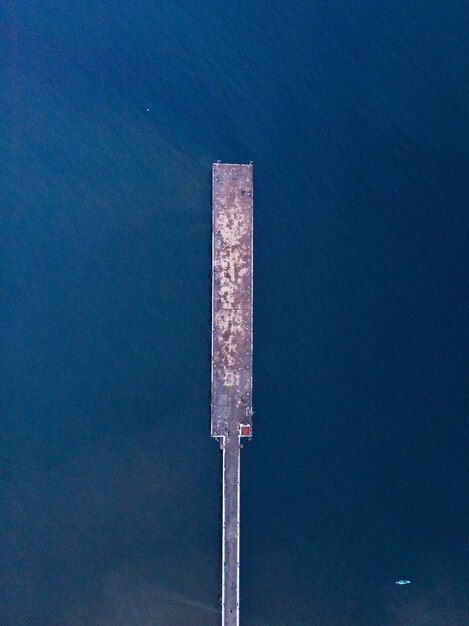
[2,2,469,624]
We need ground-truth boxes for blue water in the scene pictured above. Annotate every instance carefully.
[2,2,469,624]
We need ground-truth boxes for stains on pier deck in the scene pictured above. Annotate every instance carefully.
[211,162,253,440]
[211,162,253,626]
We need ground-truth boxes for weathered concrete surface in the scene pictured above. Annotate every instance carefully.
[211,162,253,626]
[222,435,241,626]
[211,163,253,439]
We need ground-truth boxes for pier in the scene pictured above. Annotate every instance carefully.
[211,162,253,626]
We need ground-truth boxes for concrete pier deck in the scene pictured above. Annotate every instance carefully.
[211,162,253,626]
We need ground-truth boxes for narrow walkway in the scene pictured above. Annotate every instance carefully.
[222,435,240,626]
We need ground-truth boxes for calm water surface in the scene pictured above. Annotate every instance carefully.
[2,2,469,624]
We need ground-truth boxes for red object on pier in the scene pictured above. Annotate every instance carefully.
[240,424,252,437]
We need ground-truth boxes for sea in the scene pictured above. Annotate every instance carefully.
[2,2,469,625]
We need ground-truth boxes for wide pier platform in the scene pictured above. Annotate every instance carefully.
[211,162,253,626]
